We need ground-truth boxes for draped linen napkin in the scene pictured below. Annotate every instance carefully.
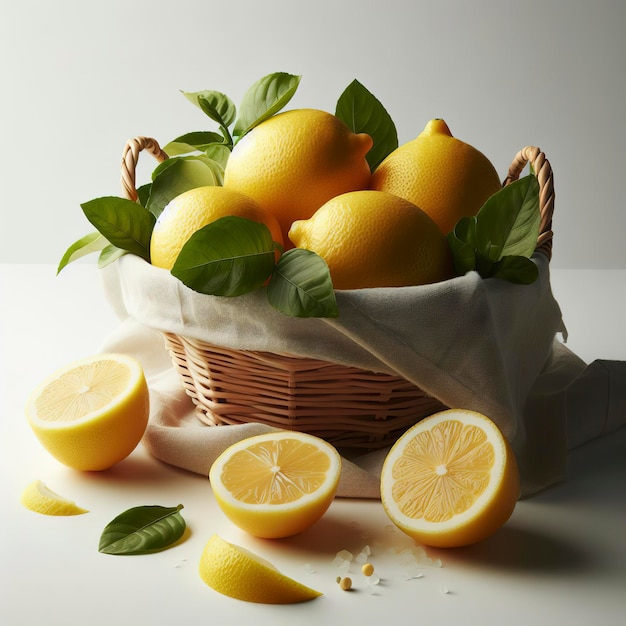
[100,253,626,497]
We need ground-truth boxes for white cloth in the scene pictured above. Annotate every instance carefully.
[100,253,626,497]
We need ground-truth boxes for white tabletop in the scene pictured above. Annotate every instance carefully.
[1,264,625,625]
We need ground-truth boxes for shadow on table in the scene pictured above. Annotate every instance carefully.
[443,525,589,574]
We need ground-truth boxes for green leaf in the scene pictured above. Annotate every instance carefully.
[98,244,126,268]
[171,216,277,297]
[146,156,223,218]
[267,248,338,318]
[136,183,152,208]
[336,79,397,170]
[233,72,301,138]
[182,90,236,127]
[98,504,186,555]
[446,226,476,276]
[204,143,231,169]
[182,90,236,146]
[163,131,224,156]
[474,175,541,261]
[81,197,155,262]
[490,255,539,284]
[57,232,108,274]
[447,174,542,284]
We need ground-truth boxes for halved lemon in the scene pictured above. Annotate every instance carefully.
[199,534,322,604]
[380,409,520,548]
[25,353,150,471]
[20,480,89,516]
[209,431,341,538]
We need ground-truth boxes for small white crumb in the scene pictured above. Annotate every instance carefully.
[336,549,354,562]
[432,558,443,568]
[355,551,368,564]
[304,562,317,574]
[440,584,450,595]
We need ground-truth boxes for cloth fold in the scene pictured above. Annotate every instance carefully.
[100,254,626,498]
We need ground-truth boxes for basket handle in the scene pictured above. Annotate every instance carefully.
[120,136,168,202]
[119,136,555,261]
[503,146,555,261]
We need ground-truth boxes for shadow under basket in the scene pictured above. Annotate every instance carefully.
[163,332,448,450]
[122,136,555,452]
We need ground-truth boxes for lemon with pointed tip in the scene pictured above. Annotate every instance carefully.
[199,534,322,604]
[223,108,373,246]
[25,353,150,471]
[21,480,89,516]
[371,118,502,235]
[289,190,454,290]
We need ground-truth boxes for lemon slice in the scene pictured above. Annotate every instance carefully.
[209,430,341,538]
[199,534,321,604]
[20,480,89,516]
[381,409,520,547]
[25,353,150,471]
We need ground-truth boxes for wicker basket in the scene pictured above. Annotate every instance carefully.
[120,136,555,450]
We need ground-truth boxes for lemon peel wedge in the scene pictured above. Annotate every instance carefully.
[199,534,322,604]
[20,480,89,516]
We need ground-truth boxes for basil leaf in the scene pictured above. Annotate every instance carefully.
[171,216,277,297]
[163,131,225,156]
[57,232,108,274]
[98,504,186,555]
[146,156,223,218]
[233,72,301,138]
[267,248,338,318]
[81,197,155,262]
[335,79,397,170]
[474,175,540,261]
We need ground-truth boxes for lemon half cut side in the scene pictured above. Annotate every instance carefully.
[381,409,520,548]
[209,430,342,538]
[25,353,150,471]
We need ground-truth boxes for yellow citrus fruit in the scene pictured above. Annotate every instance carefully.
[25,353,150,471]
[370,118,502,235]
[380,409,520,548]
[223,108,373,246]
[20,480,89,516]
[150,185,284,270]
[199,534,322,604]
[209,430,341,538]
[288,189,454,290]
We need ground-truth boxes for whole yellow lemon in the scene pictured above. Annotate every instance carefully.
[288,189,454,290]
[223,109,373,246]
[370,119,502,235]
[149,185,284,270]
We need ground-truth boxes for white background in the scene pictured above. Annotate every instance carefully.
[1,0,625,268]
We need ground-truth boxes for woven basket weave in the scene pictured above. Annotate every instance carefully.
[120,136,555,450]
